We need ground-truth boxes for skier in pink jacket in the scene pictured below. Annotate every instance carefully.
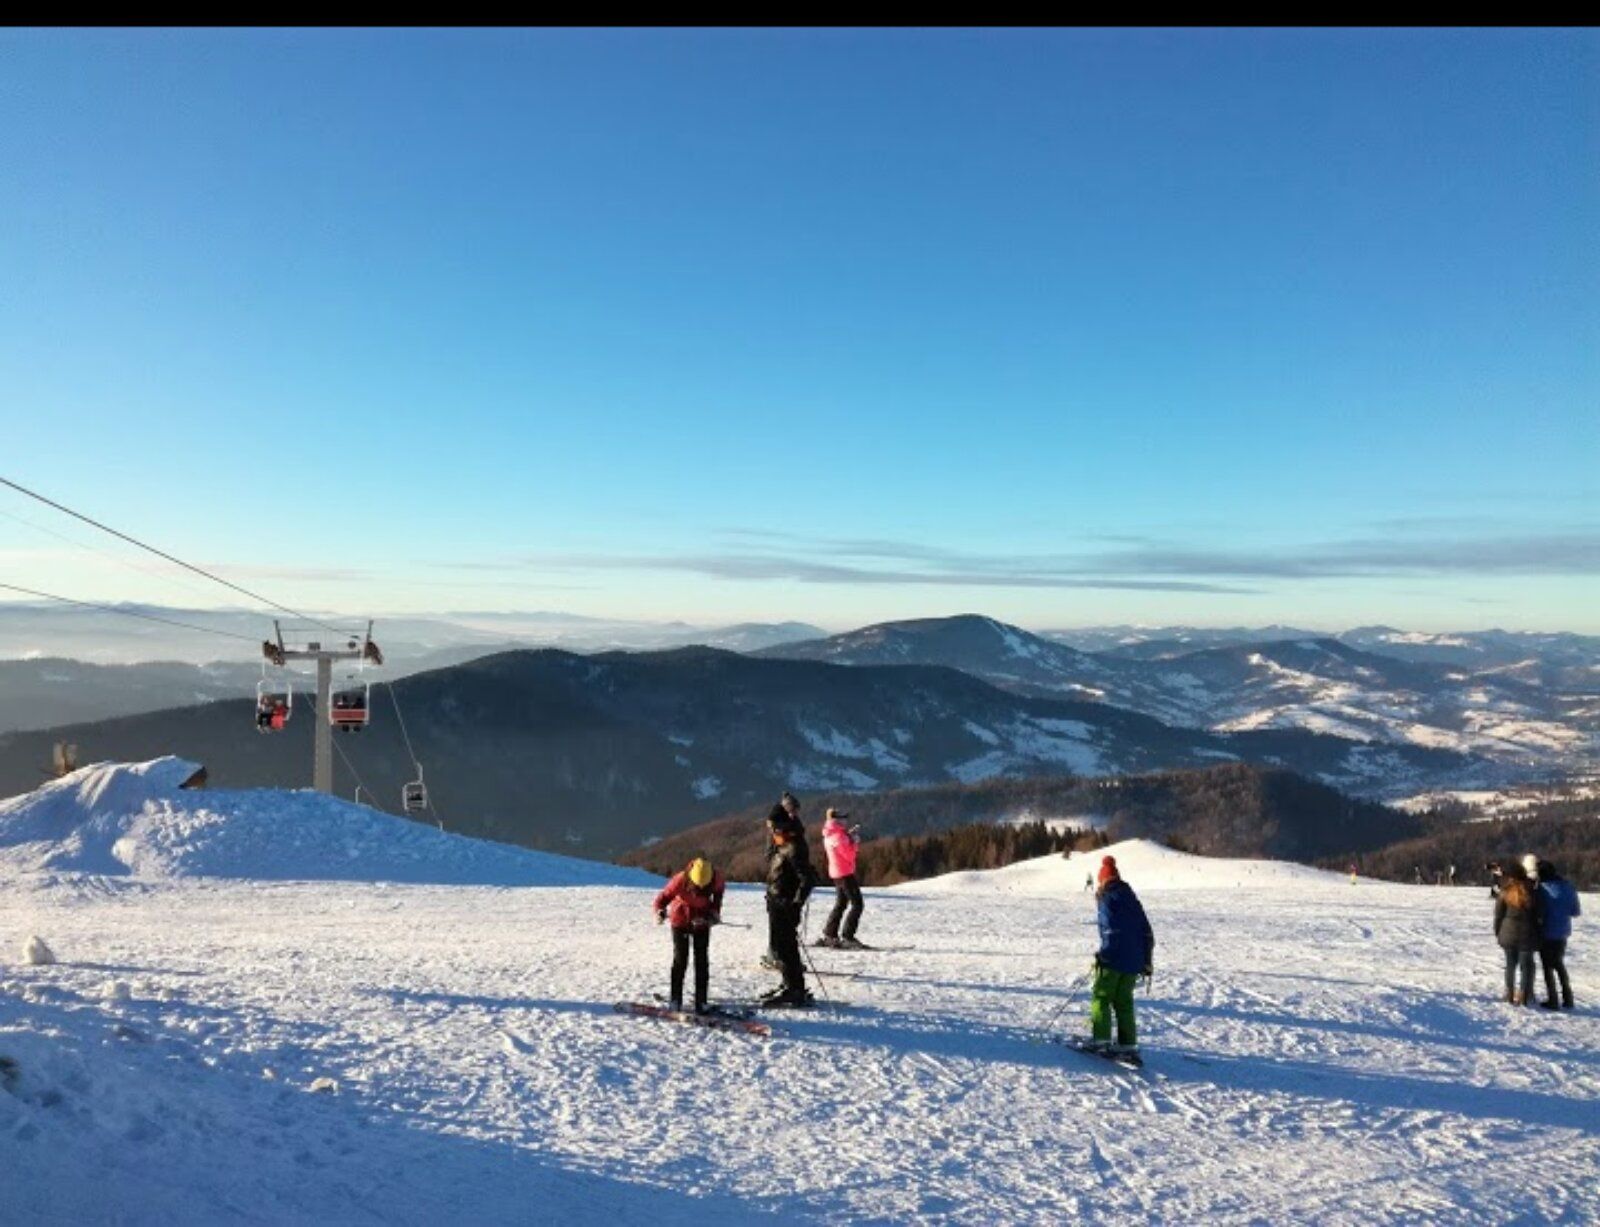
[817,807,867,949]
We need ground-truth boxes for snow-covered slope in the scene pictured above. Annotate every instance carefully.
[909,839,1346,896]
[0,760,652,887]
[2,849,1594,1224]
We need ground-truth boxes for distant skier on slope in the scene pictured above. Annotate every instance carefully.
[763,814,818,1007]
[817,808,866,949]
[1487,861,1505,899]
[1534,858,1581,1010]
[1494,861,1544,1006]
[653,857,725,1014]
[1084,855,1155,1063]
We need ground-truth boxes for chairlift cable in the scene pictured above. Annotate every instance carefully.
[0,505,231,609]
[387,680,445,828]
[325,716,384,811]
[0,581,261,643]
[1,480,426,820]
[386,681,422,772]
[0,475,348,635]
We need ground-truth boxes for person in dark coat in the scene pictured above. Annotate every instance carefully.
[1085,855,1155,1059]
[762,821,818,1006]
[761,793,814,969]
[1494,863,1545,1005]
[653,857,725,1013]
[1535,859,1581,1009]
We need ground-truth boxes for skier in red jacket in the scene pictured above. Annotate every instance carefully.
[654,857,726,1013]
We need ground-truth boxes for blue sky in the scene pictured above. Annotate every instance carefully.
[1,28,1595,632]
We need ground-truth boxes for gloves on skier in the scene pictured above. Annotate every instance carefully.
[655,911,667,925]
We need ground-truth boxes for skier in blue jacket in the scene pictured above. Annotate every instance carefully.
[1534,858,1581,1009]
[1086,855,1155,1062]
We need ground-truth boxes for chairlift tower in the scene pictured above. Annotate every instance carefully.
[263,620,383,794]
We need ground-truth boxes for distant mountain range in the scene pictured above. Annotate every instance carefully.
[1,610,1591,860]
[1039,622,1600,681]
[761,615,1599,775]
[0,606,824,733]
[0,645,1492,858]
[0,601,825,666]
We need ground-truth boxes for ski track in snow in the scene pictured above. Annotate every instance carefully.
[2,864,1598,1223]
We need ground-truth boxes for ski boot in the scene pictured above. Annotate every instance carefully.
[668,996,683,1013]
[761,985,814,1009]
[814,936,842,949]
[1108,1043,1143,1067]
[779,989,816,1009]
[837,937,869,950]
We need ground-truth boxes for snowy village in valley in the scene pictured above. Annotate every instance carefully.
[3,26,1597,1227]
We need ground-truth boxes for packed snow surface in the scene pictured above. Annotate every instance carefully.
[1,780,1596,1224]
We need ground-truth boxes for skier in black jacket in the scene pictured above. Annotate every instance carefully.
[763,816,818,1006]
[761,793,813,970]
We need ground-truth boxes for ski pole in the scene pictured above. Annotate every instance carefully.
[1035,972,1088,1034]
[799,897,834,1011]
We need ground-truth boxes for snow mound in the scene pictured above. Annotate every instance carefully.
[903,838,1348,896]
[21,935,55,965]
[0,760,653,887]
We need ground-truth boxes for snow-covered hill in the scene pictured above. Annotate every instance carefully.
[1,826,1594,1223]
[911,838,1348,896]
[0,759,652,887]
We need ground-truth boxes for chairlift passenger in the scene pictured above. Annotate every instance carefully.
[330,681,370,732]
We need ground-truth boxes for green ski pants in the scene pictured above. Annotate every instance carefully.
[1089,965,1139,1045]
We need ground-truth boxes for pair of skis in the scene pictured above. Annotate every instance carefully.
[1051,1034,1146,1070]
[613,1000,772,1038]
[616,982,850,1036]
